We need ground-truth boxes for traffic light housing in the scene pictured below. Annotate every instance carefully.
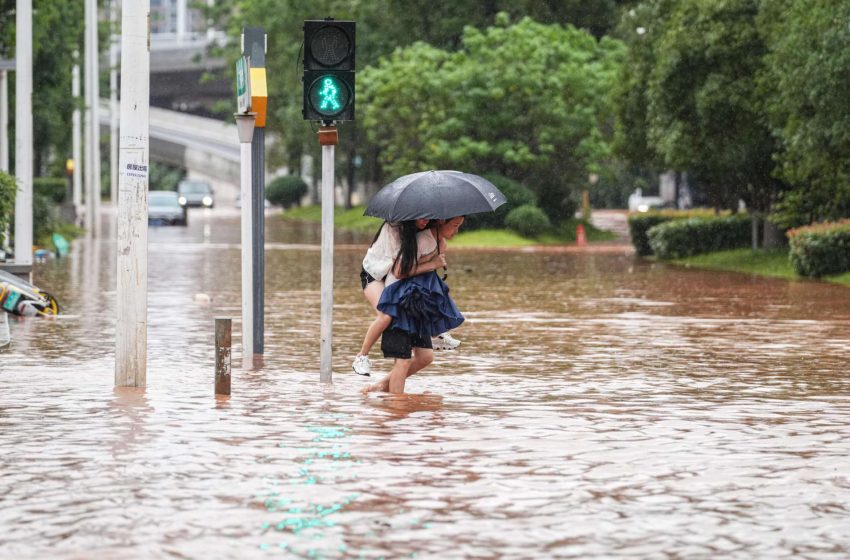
[303,19,355,122]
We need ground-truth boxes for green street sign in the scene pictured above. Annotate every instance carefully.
[236,56,252,113]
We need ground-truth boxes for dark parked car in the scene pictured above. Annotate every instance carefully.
[177,180,215,208]
[149,191,188,226]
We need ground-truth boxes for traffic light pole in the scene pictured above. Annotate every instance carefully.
[319,125,338,383]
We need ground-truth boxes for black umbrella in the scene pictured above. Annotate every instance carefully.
[364,170,507,221]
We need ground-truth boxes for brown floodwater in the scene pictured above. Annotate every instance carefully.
[2,208,849,559]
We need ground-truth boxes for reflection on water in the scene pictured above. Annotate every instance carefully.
[2,210,850,558]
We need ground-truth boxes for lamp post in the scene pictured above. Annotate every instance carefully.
[235,112,256,363]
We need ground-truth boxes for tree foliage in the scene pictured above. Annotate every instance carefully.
[758,0,850,227]
[203,1,626,190]
[615,0,850,225]
[614,0,781,212]
[0,0,85,175]
[360,17,624,221]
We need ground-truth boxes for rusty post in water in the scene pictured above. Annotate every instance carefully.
[215,317,232,396]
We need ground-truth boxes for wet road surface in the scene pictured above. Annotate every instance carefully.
[2,208,849,559]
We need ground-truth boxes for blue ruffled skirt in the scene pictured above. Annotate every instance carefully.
[377,272,464,340]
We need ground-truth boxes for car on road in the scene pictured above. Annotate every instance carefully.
[177,180,215,208]
[149,191,188,226]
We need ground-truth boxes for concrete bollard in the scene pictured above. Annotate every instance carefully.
[215,317,232,396]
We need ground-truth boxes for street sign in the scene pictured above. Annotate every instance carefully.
[236,56,252,114]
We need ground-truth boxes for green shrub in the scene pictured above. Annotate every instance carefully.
[267,175,308,209]
[463,174,537,230]
[0,171,16,247]
[628,209,721,256]
[505,204,551,238]
[34,177,68,204]
[787,219,850,277]
[648,214,751,259]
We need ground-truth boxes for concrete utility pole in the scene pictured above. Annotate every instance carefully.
[0,59,12,173]
[109,0,119,205]
[14,0,33,266]
[72,55,83,219]
[87,0,102,234]
[115,0,151,388]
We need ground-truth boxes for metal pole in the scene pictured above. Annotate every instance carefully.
[83,0,94,234]
[0,69,8,172]
[235,113,256,362]
[90,0,102,235]
[14,0,33,266]
[115,0,150,388]
[319,131,336,383]
[72,56,82,220]
[243,27,266,355]
[251,126,264,355]
[241,137,253,360]
[109,0,119,205]
[215,317,232,395]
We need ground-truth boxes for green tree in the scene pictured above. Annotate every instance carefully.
[758,0,850,227]
[203,1,629,198]
[360,16,625,221]
[0,0,85,175]
[646,0,780,212]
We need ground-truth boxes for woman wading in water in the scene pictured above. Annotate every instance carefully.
[362,216,465,394]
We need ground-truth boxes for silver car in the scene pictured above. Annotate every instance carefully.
[149,191,188,226]
[177,180,215,208]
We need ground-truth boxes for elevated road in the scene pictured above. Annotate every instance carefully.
[100,100,241,202]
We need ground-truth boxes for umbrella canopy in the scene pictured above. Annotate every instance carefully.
[364,170,507,221]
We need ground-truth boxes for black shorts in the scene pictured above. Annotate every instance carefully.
[360,267,380,290]
[381,327,433,360]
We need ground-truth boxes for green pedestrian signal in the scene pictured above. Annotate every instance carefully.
[306,74,352,118]
[303,19,355,122]
[319,78,340,111]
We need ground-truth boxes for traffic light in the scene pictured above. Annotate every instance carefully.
[303,19,355,122]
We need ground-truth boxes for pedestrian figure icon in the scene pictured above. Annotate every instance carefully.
[319,78,341,111]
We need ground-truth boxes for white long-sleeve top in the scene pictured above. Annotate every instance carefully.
[362,223,401,281]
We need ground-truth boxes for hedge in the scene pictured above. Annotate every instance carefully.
[463,174,537,231]
[628,209,718,256]
[505,204,551,238]
[648,214,751,259]
[34,177,68,204]
[267,175,308,208]
[787,219,850,277]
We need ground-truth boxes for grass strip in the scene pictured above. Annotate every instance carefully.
[671,248,850,286]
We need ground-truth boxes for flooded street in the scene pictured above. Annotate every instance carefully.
[2,208,850,559]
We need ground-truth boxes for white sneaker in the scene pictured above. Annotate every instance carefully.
[432,332,461,351]
[352,355,372,376]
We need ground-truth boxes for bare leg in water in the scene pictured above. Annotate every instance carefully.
[355,281,393,358]
[360,348,434,394]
